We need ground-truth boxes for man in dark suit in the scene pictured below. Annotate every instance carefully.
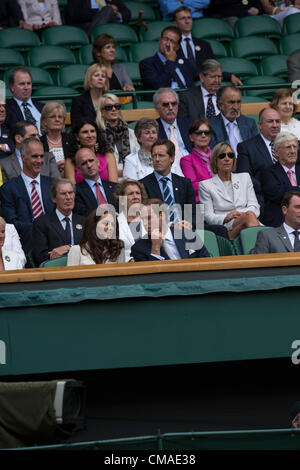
[153,88,192,177]
[0,137,55,254]
[254,191,300,254]
[178,59,222,121]
[5,67,44,134]
[209,85,258,151]
[259,132,300,227]
[32,178,86,266]
[172,6,241,85]
[0,102,14,159]
[131,198,211,261]
[139,26,198,91]
[0,0,31,29]
[0,121,60,183]
[236,107,282,204]
[67,0,131,34]
[74,147,117,216]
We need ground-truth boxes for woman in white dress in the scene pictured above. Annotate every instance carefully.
[123,118,159,181]
[67,208,125,266]
[198,142,260,240]
[0,217,23,270]
[270,88,300,140]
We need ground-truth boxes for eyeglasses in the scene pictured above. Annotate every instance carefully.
[193,130,211,136]
[160,36,178,46]
[218,152,235,159]
[102,103,121,111]
[161,101,178,108]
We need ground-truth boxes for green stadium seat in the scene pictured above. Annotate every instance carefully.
[139,20,172,41]
[121,62,142,87]
[230,36,278,61]
[283,12,300,34]
[27,45,76,69]
[39,255,68,268]
[41,25,89,51]
[242,96,268,103]
[32,86,79,111]
[192,18,235,42]
[136,99,156,108]
[280,33,300,56]
[128,41,157,62]
[125,1,156,24]
[3,66,54,90]
[206,39,228,58]
[197,230,220,257]
[235,15,282,39]
[243,76,288,99]
[218,57,258,79]
[57,64,89,91]
[78,44,128,65]
[0,48,24,77]
[260,54,288,79]
[239,226,271,255]
[91,24,138,46]
[0,28,40,52]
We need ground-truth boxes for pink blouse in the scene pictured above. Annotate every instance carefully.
[180,147,213,202]
[75,153,108,183]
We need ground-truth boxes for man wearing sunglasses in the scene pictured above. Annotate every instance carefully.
[139,26,198,91]
[209,85,258,153]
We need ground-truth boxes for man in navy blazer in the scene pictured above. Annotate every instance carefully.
[5,67,44,134]
[0,138,55,254]
[259,132,300,227]
[74,147,117,216]
[139,26,198,91]
[209,86,258,151]
[131,198,211,261]
[32,178,86,266]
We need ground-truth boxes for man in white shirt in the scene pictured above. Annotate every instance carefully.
[254,190,300,253]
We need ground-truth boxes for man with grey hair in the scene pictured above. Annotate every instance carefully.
[259,131,300,227]
[154,87,193,176]
[178,59,222,121]
[209,85,258,152]
[32,178,86,266]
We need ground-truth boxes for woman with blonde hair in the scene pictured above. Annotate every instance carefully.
[40,101,68,175]
[0,217,24,270]
[96,93,139,177]
[70,63,109,127]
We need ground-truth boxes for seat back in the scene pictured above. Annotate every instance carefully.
[128,41,157,62]
[260,54,288,79]
[243,76,288,99]
[283,12,300,34]
[192,18,234,42]
[41,25,89,50]
[3,66,54,90]
[230,36,278,61]
[39,255,68,268]
[139,20,172,41]
[197,230,220,257]
[218,57,258,79]
[280,33,300,56]
[57,64,89,91]
[27,45,76,69]
[239,226,271,255]
[91,24,138,46]
[0,28,40,51]
[235,15,282,39]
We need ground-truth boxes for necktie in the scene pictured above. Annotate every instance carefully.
[293,230,300,252]
[227,121,238,155]
[64,216,71,245]
[184,37,194,62]
[206,94,216,118]
[270,141,277,163]
[22,102,36,126]
[31,180,43,219]
[161,176,175,223]
[168,125,180,160]
[287,169,297,186]
[95,0,106,6]
[94,181,107,206]
[173,70,185,88]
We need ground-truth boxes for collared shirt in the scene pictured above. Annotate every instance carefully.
[281,163,297,185]
[160,118,189,158]
[84,177,107,203]
[90,0,102,9]
[56,209,74,245]
[157,51,187,89]
[151,227,181,260]
[260,133,274,162]
[201,86,219,116]
[221,114,242,145]
[21,172,45,214]
[154,170,175,201]
[14,97,42,135]
[180,33,195,60]
[283,222,300,248]
[15,148,23,169]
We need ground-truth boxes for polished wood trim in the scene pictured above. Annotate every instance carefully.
[1,253,300,284]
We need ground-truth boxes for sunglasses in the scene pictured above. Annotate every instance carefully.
[193,130,211,136]
[161,101,178,108]
[218,152,235,159]
[102,103,121,111]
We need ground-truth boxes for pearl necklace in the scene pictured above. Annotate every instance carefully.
[47,135,62,146]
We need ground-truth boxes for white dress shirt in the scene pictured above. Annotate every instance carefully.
[21,172,45,213]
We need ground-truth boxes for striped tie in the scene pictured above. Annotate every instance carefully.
[31,180,43,219]
[161,176,175,223]
[293,231,300,252]
[22,102,37,126]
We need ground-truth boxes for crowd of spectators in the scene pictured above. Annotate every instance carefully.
[0,1,300,270]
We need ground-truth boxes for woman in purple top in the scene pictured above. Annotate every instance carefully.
[180,118,213,202]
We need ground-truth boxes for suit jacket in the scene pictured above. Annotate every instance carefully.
[253,224,294,254]
[205,0,263,18]
[2,248,23,270]
[139,171,197,227]
[0,150,60,183]
[287,49,300,82]
[67,244,125,265]
[260,162,300,227]
[67,0,131,28]
[18,0,62,25]
[209,113,258,150]
[139,52,198,90]
[198,172,260,227]
[0,174,55,253]
[5,98,44,132]
[178,86,206,122]
[157,117,193,155]
[131,228,211,261]
[40,132,69,157]
[74,178,117,216]
[32,211,85,266]
[70,91,96,128]
[0,0,23,27]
